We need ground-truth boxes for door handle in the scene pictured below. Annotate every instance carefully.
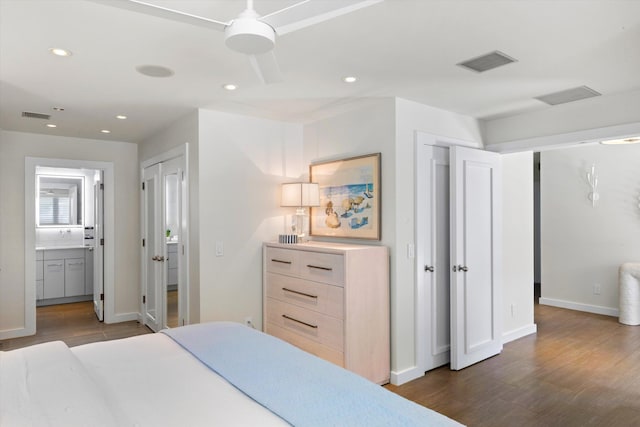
[455,265,468,272]
[152,256,158,261]
[424,265,434,272]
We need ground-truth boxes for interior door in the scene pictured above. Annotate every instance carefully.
[143,164,162,332]
[93,171,104,321]
[450,146,502,370]
[422,145,451,371]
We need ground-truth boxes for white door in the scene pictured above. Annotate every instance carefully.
[450,146,502,370]
[421,145,451,371]
[93,173,104,321]
[143,164,162,332]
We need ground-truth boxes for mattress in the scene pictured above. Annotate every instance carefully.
[1,322,463,427]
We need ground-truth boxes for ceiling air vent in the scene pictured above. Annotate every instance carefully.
[457,50,517,73]
[22,111,51,120]
[535,86,601,106]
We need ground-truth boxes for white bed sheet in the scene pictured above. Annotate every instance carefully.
[71,333,288,427]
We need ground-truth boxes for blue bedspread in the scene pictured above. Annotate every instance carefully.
[163,322,462,427]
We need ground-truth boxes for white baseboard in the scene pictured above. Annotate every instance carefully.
[539,297,619,317]
[0,325,35,341]
[106,311,140,324]
[390,366,424,386]
[502,323,537,344]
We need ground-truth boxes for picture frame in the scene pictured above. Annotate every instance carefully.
[309,153,381,240]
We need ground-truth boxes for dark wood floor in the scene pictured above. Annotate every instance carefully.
[0,301,151,351]
[386,303,640,426]
[2,298,640,426]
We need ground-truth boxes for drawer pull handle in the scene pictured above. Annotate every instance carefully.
[306,264,333,271]
[282,314,318,329]
[271,259,292,265]
[282,287,318,299]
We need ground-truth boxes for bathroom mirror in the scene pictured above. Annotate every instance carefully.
[37,175,84,226]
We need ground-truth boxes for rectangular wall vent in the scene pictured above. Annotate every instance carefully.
[457,50,517,73]
[535,86,601,106]
[21,111,51,120]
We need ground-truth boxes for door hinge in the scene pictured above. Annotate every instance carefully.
[182,244,184,255]
[100,238,104,246]
[143,295,146,304]
[142,182,145,190]
[182,171,185,181]
[142,238,145,247]
[100,293,104,301]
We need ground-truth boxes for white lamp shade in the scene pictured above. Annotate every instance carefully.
[281,182,320,207]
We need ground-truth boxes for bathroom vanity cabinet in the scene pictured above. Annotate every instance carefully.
[36,247,94,305]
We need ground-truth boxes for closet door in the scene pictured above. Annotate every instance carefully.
[450,146,502,370]
[420,146,451,371]
[143,164,162,332]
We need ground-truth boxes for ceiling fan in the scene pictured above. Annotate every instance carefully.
[89,0,383,84]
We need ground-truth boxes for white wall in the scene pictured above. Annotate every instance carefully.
[540,143,640,315]
[139,111,200,323]
[197,109,303,329]
[501,152,536,342]
[483,88,640,146]
[0,130,139,336]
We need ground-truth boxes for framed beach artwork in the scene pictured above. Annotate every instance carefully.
[309,153,381,240]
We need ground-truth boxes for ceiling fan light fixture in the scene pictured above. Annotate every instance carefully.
[224,18,275,54]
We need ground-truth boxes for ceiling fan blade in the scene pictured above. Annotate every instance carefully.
[248,52,283,85]
[261,0,383,36]
[87,0,228,32]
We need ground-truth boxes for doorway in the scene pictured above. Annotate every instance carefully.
[141,145,189,332]
[24,157,115,335]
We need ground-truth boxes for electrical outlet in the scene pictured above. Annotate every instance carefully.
[244,317,254,328]
[215,241,224,257]
[593,284,601,295]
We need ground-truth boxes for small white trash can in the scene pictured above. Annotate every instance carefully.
[619,263,640,326]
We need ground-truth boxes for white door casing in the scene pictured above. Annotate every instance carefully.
[450,146,503,370]
[93,173,104,321]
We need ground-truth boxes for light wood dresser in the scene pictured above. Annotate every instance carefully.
[263,241,390,384]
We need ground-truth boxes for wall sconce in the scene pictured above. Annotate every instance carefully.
[281,182,320,241]
[586,163,599,207]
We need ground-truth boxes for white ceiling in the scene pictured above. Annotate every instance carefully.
[1,0,639,143]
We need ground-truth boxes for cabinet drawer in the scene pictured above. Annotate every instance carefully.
[299,251,344,286]
[266,273,343,318]
[44,249,85,260]
[265,247,299,276]
[266,298,343,352]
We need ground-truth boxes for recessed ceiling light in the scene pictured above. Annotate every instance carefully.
[46,123,57,128]
[116,115,127,120]
[52,107,65,112]
[49,48,72,57]
[343,76,358,83]
[101,129,111,134]
[600,137,640,145]
[222,83,238,91]
[136,65,174,78]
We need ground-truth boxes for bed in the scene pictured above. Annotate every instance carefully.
[1,321,462,426]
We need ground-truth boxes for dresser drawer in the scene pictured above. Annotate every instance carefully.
[299,251,344,286]
[266,273,344,318]
[265,247,299,276]
[266,323,344,368]
[266,298,344,352]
